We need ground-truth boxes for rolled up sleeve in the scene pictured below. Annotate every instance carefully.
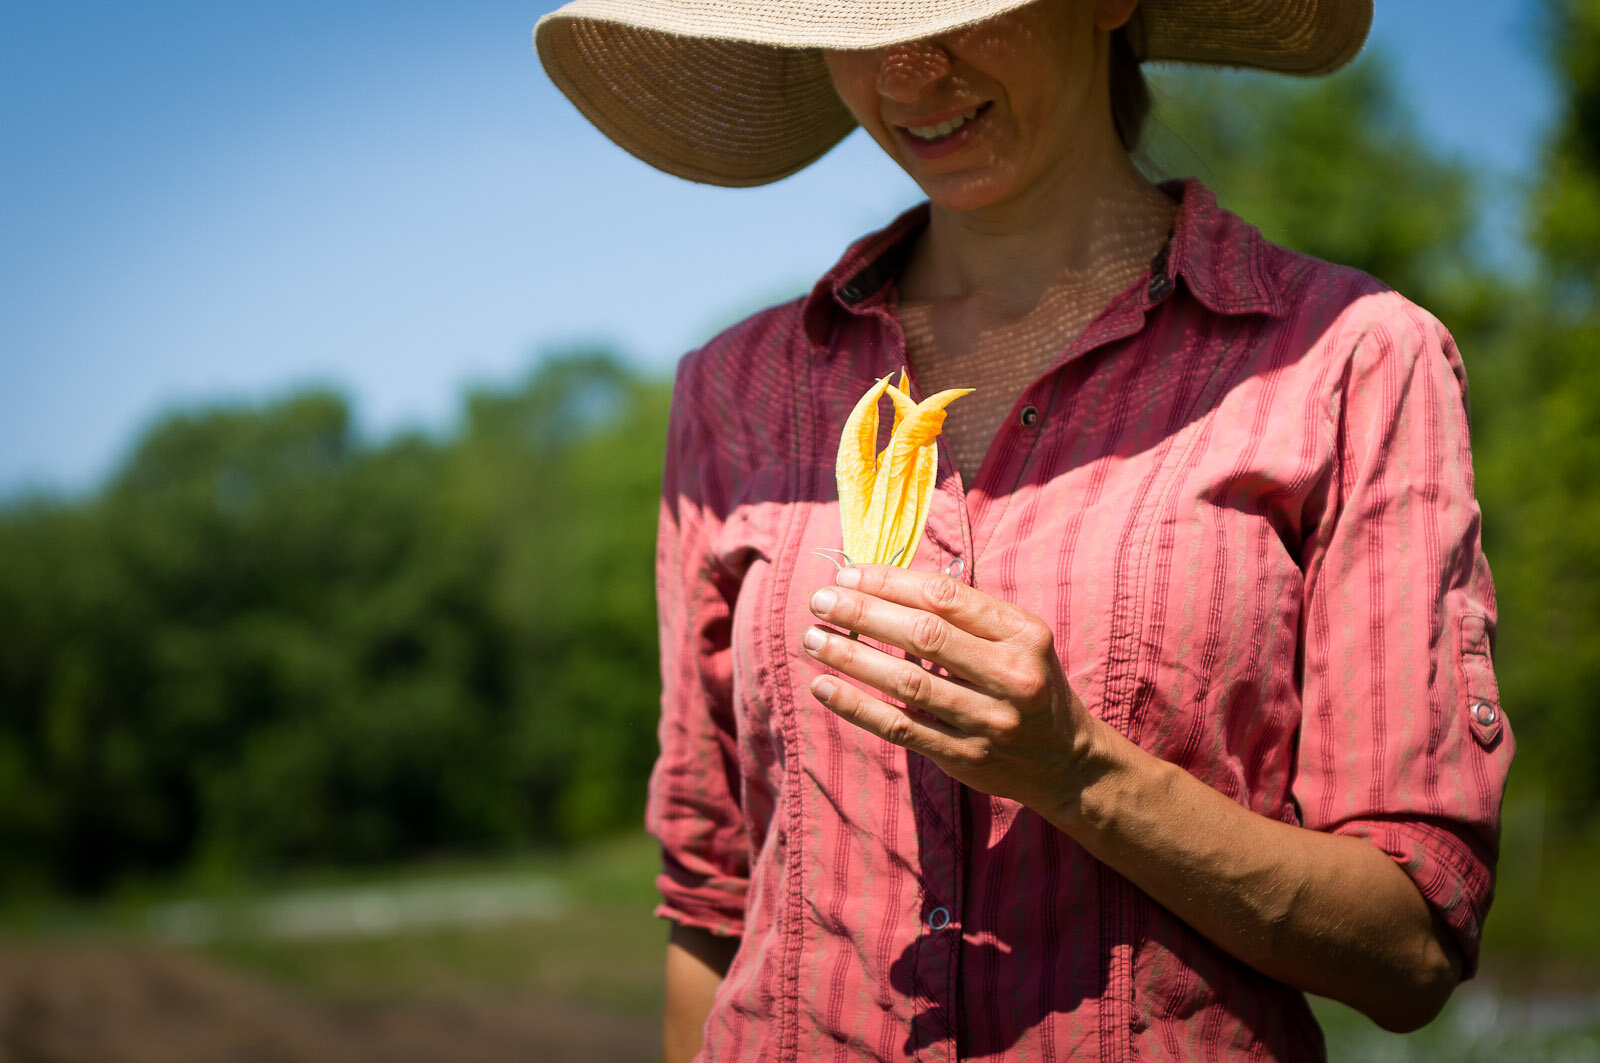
[647,360,750,937]
[1295,294,1515,976]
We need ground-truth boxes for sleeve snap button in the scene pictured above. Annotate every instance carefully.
[1019,405,1040,428]
[943,557,964,579]
[926,906,951,930]
[1472,700,1498,726]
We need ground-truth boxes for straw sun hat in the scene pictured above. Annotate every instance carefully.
[535,0,1372,187]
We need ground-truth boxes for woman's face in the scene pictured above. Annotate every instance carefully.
[822,0,1137,213]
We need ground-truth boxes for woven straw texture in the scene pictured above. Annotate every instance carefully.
[535,0,1373,186]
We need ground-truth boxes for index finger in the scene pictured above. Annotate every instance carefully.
[834,564,1040,646]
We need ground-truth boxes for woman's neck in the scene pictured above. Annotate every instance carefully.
[902,145,1177,319]
[893,144,1179,487]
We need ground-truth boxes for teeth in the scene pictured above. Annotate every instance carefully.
[907,107,979,141]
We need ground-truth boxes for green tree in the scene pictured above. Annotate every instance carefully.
[450,352,670,842]
[0,355,673,892]
[1471,0,1600,815]
[1145,55,1498,331]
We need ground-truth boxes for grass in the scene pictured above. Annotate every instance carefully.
[0,830,667,1020]
[1313,995,1600,1062]
[3,827,1596,1058]
[198,832,667,1017]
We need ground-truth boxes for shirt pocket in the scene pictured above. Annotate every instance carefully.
[1455,615,1504,748]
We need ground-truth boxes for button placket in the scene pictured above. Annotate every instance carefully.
[907,756,962,1061]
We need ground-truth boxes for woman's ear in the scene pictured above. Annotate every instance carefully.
[1094,0,1140,32]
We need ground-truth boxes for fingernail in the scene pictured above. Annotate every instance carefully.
[803,626,827,652]
[811,588,837,614]
[836,567,861,588]
[812,677,836,702]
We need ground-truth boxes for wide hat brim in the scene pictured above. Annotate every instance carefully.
[535,0,1373,187]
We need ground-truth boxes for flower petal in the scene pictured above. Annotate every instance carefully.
[836,373,894,562]
[889,370,913,436]
[835,374,971,569]
[873,388,972,564]
[895,443,940,569]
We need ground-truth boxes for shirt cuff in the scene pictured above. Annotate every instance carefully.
[1334,817,1495,978]
[655,852,748,938]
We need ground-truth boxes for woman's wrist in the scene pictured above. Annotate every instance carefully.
[1043,713,1147,841]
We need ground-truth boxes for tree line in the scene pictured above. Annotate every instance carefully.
[1,1,1596,894]
[0,354,668,892]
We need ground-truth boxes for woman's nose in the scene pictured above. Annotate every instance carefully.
[876,39,952,101]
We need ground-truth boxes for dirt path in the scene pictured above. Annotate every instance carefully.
[0,946,657,1063]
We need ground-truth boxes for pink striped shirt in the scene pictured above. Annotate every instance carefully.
[649,180,1513,1062]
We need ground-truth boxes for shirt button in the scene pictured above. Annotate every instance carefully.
[838,282,862,303]
[1472,700,1498,726]
[1147,273,1175,301]
[943,557,964,579]
[1019,405,1040,428]
[926,906,951,931]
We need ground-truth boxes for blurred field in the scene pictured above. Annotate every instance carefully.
[2,829,1596,1062]
[0,834,663,1062]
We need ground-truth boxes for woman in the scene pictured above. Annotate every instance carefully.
[537,0,1513,1059]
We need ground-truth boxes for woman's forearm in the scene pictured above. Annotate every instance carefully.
[664,923,741,1063]
[1050,719,1461,1032]
[803,564,1467,1032]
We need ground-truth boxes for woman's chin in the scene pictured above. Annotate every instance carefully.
[911,170,1022,214]
[891,140,1030,213]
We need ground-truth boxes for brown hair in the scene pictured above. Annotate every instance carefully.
[1109,25,1151,151]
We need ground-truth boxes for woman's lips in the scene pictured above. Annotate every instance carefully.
[896,102,991,160]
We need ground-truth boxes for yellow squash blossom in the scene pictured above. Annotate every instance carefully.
[834,370,972,568]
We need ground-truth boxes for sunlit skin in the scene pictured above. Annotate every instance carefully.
[663,3,1463,1058]
[799,565,1460,1035]
[822,0,1178,485]
[821,0,1134,215]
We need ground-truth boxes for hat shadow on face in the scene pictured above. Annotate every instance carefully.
[534,0,1372,187]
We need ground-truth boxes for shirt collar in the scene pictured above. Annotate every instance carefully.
[801,178,1286,347]
[801,201,929,346]
[1159,179,1288,319]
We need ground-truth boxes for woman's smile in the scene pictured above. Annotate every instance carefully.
[822,0,1114,213]
[897,102,992,158]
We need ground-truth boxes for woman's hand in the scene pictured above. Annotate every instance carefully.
[801,563,1102,820]
[799,562,1461,1032]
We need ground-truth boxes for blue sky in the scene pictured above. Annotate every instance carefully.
[1,1,1557,496]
